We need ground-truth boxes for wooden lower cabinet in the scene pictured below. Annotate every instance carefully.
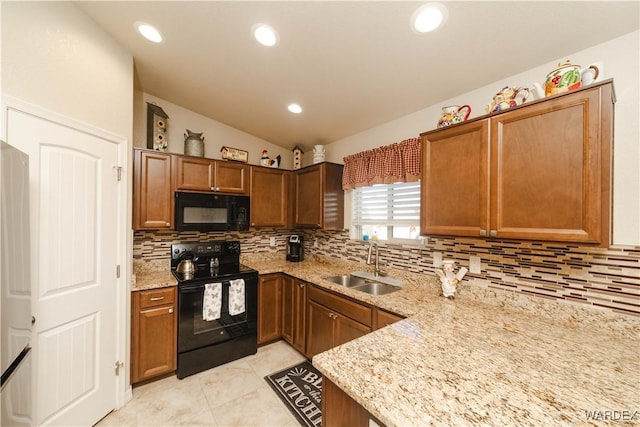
[292,278,307,353]
[374,308,404,330]
[306,285,372,358]
[323,377,383,427]
[281,275,308,353]
[131,287,177,384]
[258,274,282,344]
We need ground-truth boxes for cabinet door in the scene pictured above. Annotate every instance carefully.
[295,165,322,227]
[131,288,176,384]
[174,156,214,191]
[281,275,294,344]
[306,300,335,358]
[292,279,307,354]
[323,378,372,427]
[333,314,370,348]
[215,161,248,194]
[258,274,282,344]
[133,149,173,229]
[490,86,611,243]
[421,120,490,237]
[250,167,289,226]
[374,308,404,330]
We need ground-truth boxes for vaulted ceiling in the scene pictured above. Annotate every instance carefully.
[76,1,639,148]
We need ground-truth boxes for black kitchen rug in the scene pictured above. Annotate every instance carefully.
[265,361,323,427]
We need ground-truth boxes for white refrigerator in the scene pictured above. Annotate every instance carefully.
[1,141,33,426]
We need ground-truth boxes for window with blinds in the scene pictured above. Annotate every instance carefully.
[351,181,421,242]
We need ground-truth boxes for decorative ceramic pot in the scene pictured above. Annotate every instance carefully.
[437,105,471,128]
[545,61,581,96]
[486,86,530,113]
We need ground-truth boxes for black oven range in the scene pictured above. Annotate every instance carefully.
[171,241,258,379]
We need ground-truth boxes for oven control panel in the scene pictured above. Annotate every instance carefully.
[171,241,241,260]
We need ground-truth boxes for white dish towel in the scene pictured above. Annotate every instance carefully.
[228,278,246,316]
[203,283,222,321]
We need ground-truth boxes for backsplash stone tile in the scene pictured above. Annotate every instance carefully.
[133,229,640,317]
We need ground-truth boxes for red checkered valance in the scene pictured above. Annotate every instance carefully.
[342,137,421,190]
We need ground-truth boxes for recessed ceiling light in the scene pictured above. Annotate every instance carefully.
[252,23,279,47]
[135,21,163,43]
[411,3,448,33]
[288,103,302,114]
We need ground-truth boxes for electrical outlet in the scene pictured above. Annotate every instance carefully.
[469,256,481,274]
[433,252,442,267]
[269,237,276,247]
[313,239,319,248]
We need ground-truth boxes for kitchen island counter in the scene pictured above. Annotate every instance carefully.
[242,254,640,426]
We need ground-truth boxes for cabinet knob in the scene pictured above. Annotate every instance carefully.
[211,187,215,191]
[169,308,174,314]
[490,230,497,237]
[299,283,305,288]
[165,222,170,227]
[479,229,487,236]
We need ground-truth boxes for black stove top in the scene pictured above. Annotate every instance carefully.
[171,241,256,283]
[172,263,256,283]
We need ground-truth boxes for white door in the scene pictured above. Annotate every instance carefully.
[6,107,120,426]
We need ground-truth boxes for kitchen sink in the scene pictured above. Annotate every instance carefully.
[323,273,403,295]
[324,274,366,287]
[349,282,400,296]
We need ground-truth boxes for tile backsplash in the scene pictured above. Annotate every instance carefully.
[134,228,640,317]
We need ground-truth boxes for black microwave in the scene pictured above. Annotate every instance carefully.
[175,192,250,231]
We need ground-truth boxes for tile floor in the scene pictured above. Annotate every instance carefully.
[96,341,307,427]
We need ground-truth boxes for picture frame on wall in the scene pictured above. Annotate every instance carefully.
[220,146,249,163]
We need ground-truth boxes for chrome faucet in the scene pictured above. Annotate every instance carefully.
[366,242,381,277]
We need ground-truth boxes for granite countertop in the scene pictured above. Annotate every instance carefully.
[132,259,176,291]
[241,254,640,427]
[133,253,639,425]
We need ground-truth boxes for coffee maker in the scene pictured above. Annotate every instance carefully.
[286,235,304,262]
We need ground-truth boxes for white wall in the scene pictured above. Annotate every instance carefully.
[134,91,293,167]
[327,31,640,246]
[1,2,133,139]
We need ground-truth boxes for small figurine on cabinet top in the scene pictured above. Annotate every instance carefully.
[260,150,281,168]
[292,145,304,170]
[146,102,169,151]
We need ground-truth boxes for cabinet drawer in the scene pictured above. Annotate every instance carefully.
[138,287,176,309]
[308,286,372,327]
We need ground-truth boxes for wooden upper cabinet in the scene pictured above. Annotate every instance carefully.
[421,81,613,246]
[422,119,489,237]
[250,166,290,227]
[490,86,611,244]
[133,149,173,230]
[215,161,249,194]
[294,162,344,230]
[173,156,248,194]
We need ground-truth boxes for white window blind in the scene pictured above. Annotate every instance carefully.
[351,181,421,241]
